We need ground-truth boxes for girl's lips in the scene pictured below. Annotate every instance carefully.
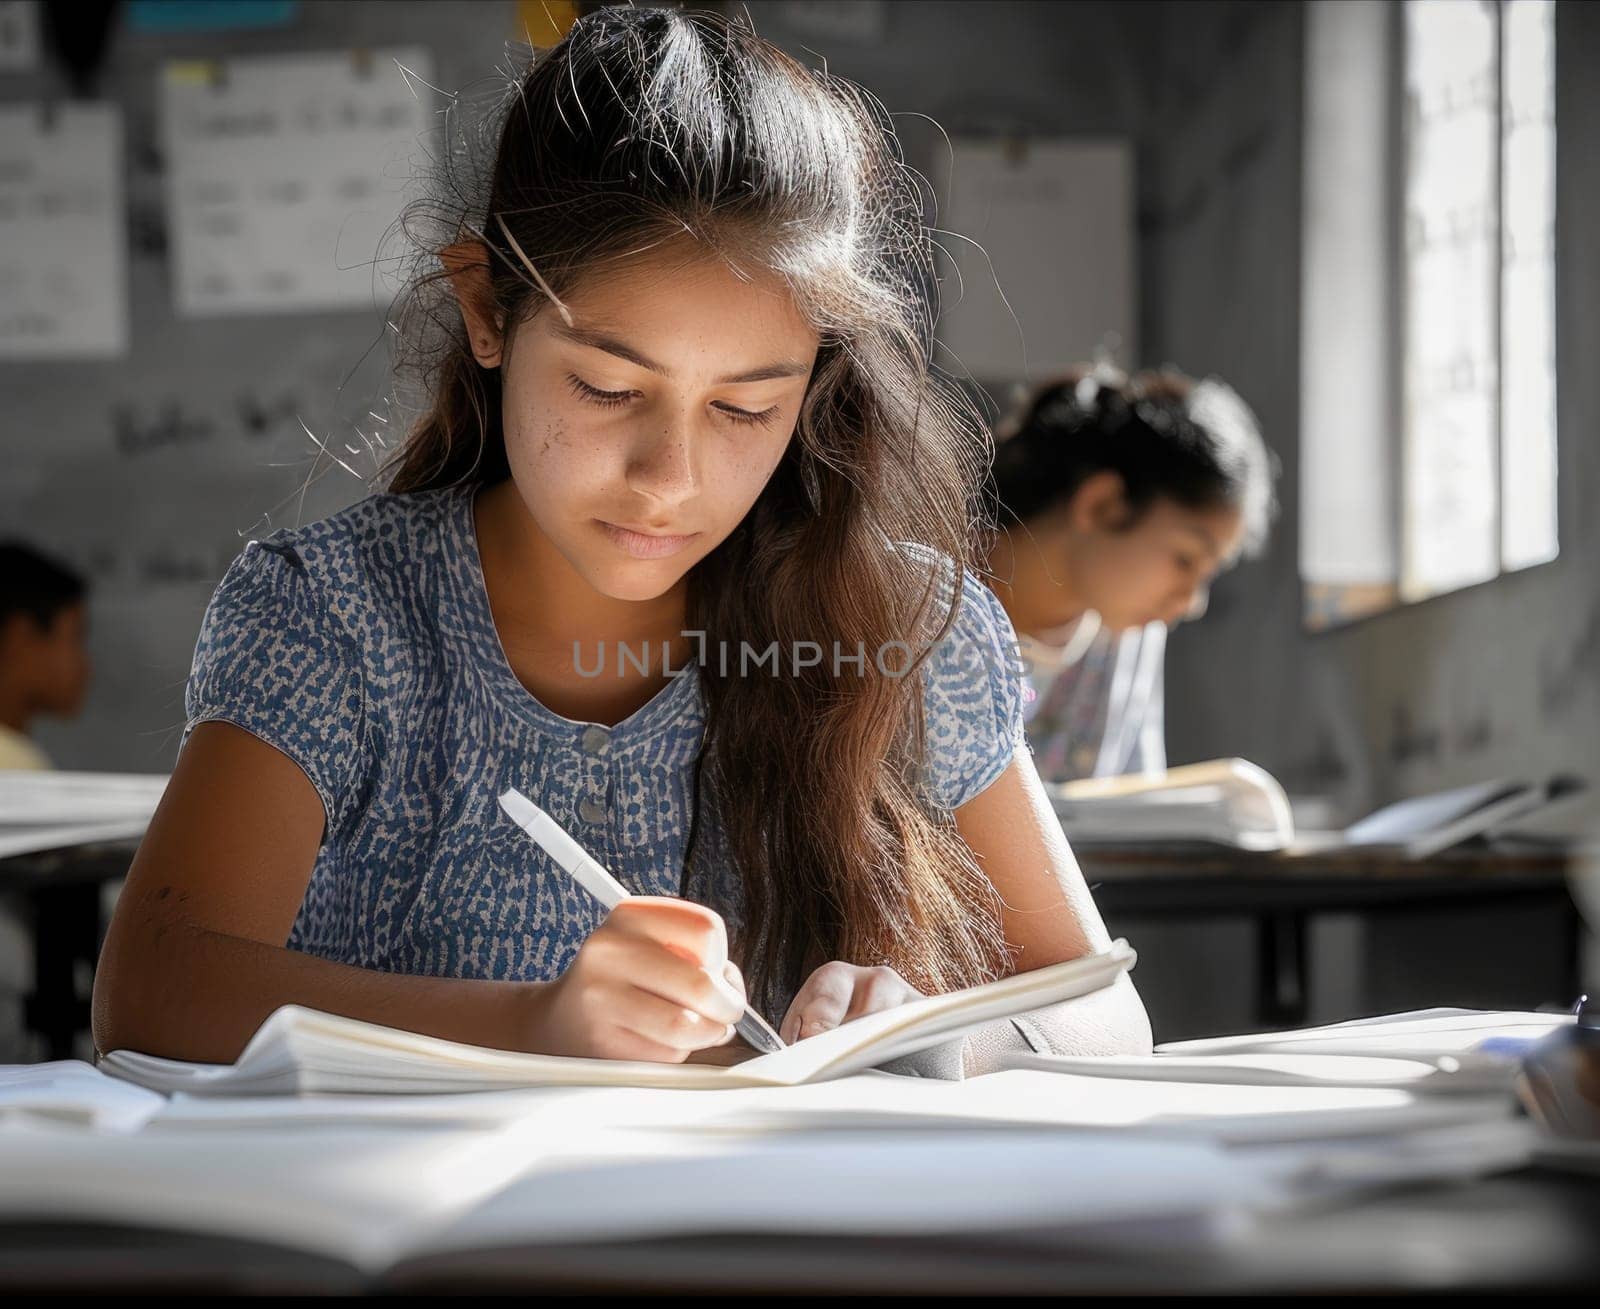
[596,519,701,559]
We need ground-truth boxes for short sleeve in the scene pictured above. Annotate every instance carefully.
[917,564,1032,812]
[183,539,365,834]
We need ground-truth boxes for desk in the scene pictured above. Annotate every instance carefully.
[1,839,1590,1059]
[1078,843,1590,1030]
[0,842,137,1060]
[1,1168,1597,1294]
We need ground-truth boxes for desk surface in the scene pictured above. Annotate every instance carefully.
[0,841,140,888]
[1,1167,1597,1295]
[1078,839,1593,879]
[3,836,1590,885]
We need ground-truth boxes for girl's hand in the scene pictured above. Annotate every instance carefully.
[536,897,748,1062]
[779,961,924,1044]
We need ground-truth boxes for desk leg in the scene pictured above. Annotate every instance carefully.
[21,883,101,1061]
[1564,896,1585,1005]
[1257,911,1309,1030]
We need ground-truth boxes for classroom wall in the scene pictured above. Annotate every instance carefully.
[1143,0,1599,1018]
[1148,0,1600,819]
[2,0,526,776]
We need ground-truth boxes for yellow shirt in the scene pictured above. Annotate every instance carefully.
[0,724,51,770]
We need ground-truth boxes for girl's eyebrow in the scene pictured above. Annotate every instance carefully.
[551,322,811,385]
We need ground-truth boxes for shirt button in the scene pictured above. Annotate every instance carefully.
[577,797,607,825]
[581,726,611,756]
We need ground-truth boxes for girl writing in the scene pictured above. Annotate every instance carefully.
[93,9,1151,1071]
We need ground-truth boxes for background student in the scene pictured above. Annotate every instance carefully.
[0,542,92,771]
[93,8,1151,1073]
[984,363,1278,781]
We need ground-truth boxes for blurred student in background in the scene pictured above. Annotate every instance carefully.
[0,543,91,770]
[984,363,1277,781]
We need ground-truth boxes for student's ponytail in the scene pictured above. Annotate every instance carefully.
[991,365,1278,556]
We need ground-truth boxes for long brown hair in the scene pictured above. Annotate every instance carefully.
[383,7,1015,1021]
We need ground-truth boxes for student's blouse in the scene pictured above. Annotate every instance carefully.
[182,484,1031,1026]
[1019,613,1166,781]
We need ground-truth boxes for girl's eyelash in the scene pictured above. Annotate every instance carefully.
[566,375,635,408]
[565,374,779,428]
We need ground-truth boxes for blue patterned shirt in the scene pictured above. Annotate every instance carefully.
[183,483,1030,1025]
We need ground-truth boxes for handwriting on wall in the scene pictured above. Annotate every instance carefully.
[111,389,309,457]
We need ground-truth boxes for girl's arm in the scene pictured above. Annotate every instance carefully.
[952,752,1155,1073]
[91,722,552,1064]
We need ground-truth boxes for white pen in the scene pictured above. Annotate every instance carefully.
[497,786,787,1056]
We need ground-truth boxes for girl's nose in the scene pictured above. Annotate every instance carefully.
[626,411,700,512]
[1184,584,1211,622]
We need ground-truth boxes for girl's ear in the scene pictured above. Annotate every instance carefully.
[440,240,506,369]
[1069,469,1134,536]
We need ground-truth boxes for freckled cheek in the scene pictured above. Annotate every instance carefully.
[715,434,793,517]
[508,406,623,503]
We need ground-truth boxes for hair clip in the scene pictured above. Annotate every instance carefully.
[493,213,575,328]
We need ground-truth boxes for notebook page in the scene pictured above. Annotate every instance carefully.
[100,943,1136,1097]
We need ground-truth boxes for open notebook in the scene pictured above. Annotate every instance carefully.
[97,940,1136,1096]
[1046,760,1587,858]
[1047,758,1293,851]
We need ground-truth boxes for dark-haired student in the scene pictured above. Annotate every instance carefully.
[0,543,91,771]
[93,8,1152,1079]
[985,363,1279,781]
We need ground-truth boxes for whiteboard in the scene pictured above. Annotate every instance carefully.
[933,137,1135,383]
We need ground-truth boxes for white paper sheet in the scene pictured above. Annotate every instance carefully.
[0,103,127,358]
[934,137,1134,381]
[0,770,167,856]
[3,1069,1528,1273]
[0,1060,167,1133]
[1000,1050,1517,1095]
[3,1091,1286,1273]
[1158,1009,1575,1060]
[0,1116,549,1275]
[161,46,435,316]
[0,1,40,72]
[408,1129,1276,1254]
[151,1066,1514,1147]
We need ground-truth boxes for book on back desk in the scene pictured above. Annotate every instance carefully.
[1044,759,1587,859]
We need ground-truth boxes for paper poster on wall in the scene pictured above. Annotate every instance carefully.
[161,46,435,317]
[0,104,128,359]
[0,1,40,72]
[934,137,1134,383]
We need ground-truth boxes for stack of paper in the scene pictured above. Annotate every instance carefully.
[140,1065,1510,1144]
[992,1009,1571,1114]
[1,1004,1556,1280]
[999,1050,1516,1094]
[5,1062,1295,1274]
[0,770,168,858]
[1155,1008,1574,1060]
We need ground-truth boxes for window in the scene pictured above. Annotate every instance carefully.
[1300,0,1556,630]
